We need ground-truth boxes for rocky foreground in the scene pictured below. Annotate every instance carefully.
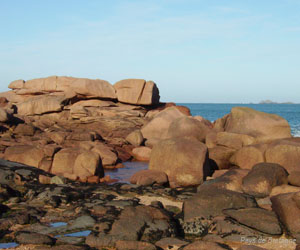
[0,76,300,249]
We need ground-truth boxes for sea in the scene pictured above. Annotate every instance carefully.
[179,103,300,137]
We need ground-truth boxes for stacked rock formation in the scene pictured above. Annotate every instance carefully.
[0,76,164,182]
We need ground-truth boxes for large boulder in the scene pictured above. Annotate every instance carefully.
[51,148,79,175]
[17,95,65,115]
[167,116,211,142]
[4,145,45,168]
[271,192,300,241]
[52,148,104,178]
[224,107,291,143]
[229,144,267,169]
[215,132,256,150]
[265,138,300,173]
[71,78,116,99]
[141,107,186,143]
[242,163,288,198]
[149,137,211,187]
[114,79,159,105]
[73,151,102,178]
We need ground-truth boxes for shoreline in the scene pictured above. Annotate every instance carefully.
[0,76,300,250]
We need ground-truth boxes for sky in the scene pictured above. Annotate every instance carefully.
[0,0,299,103]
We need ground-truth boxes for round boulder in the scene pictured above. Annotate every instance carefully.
[224,107,291,143]
[242,163,288,198]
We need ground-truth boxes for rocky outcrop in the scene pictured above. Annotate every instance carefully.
[0,76,170,182]
[2,75,300,250]
[114,79,159,105]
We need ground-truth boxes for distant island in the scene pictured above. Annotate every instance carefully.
[259,100,295,104]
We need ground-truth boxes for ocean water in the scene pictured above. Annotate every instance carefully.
[179,103,300,137]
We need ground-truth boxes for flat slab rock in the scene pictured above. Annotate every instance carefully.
[223,207,282,235]
[183,186,257,221]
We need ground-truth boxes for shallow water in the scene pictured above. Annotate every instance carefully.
[0,243,19,249]
[63,230,91,237]
[50,222,67,227]
[105,161,148,183]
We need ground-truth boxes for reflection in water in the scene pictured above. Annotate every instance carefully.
[105,161,148,183]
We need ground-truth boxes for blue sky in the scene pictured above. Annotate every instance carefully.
[0,0,299,103]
